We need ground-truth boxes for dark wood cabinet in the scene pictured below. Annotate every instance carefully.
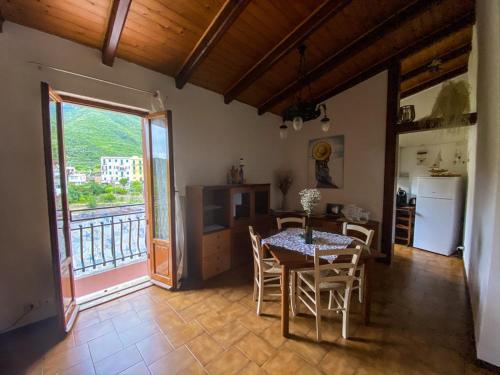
[186,184,271,280]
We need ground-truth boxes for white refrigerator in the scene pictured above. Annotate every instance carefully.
[413,177,464,256]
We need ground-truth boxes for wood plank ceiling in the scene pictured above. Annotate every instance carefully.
[0,0,475,116]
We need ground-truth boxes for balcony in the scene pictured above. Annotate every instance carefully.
[69,204,148,299]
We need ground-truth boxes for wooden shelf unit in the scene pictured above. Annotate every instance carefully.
[395,206,415,246]
[186,184,271,280]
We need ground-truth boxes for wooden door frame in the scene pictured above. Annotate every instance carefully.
[142,111,177,289]
[41,82,78,333]
[380,61,477,263]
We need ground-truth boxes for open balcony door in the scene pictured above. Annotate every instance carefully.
[143,111,177,289]
[41,82,79,332]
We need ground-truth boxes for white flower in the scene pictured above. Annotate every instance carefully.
[299,188,321,215]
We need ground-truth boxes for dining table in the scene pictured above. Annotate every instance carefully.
[262,227,384,338]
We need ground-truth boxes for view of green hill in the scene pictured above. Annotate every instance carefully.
[62,103,142,172]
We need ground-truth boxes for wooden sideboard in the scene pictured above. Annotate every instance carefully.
[186,184,272,281]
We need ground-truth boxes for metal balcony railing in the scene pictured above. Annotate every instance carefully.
[70,204,147,277]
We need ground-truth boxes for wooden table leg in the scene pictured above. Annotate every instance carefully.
[362,258,373,325]
[281,265,290,337]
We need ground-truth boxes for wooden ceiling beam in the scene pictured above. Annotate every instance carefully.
[102,0,131,67]
[310,12,475,108]
[401,43,471,81]
[223,0,351,104]
[401,65,468,98]
[0,8,4,33]
[175,0,250,89]
[257,0,442,115]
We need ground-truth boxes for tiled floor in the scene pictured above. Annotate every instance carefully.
[1,245,497,375]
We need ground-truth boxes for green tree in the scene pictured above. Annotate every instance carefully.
[130,181,143,194]
[87,196,97,208]
[102,193,116,203]
[119,178,129,187]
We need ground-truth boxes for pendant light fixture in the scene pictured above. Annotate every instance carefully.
[279,44,331,138]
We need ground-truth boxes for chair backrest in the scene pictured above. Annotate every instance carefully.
[313,246,362,287]
[249,226,263,264]
[277,216,306,230]
[342,222,374,247]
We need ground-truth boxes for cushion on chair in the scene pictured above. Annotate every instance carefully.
[298,270,347,290]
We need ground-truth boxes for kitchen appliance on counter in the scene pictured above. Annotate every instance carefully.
[396,188,408,207]
[413,177,464,256]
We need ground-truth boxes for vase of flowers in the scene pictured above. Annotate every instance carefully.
[299,188,321,244]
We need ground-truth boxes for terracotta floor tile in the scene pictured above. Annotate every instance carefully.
[196,311,233,334]
[118,320,160,347]
[176,361,207,375]
[112,310,143,333]
[319,347,362,375]
[164,320,204,348]
[44,332,76,358]
[93,346,142,375]
[237,311,273,334]
[259,322,287,349]
[187,333,224,366]
[236,332,275,366]
[88,331,124,363]
[176,301,209,322]
[155,311,186,334]
[135,301,173,321]
[239,361,268,375]
[58,359,96,375]
[148,346,197,375]
[74,320,115,346]
[221,288,250,302]
[211,322,250,349]
[136,332,174,365]
[98,302,133,321]
[205,348,249,375]
[262,349,308,375]
[283,333,328,365]
[42,344,92,375]
[119,361,151,375]
[73,309,100,332]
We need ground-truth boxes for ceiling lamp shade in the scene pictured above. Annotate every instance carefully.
[279,45,332,137]
[279,124,288,139]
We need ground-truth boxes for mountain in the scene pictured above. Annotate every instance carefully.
[62,103,143,172]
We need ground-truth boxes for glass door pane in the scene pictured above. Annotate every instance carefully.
[151,118,170,241]
[50,99,68,263]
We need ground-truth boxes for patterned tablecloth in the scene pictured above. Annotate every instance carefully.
[262,228,355,262]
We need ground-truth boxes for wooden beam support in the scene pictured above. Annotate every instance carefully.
[102,0,131,67]
[311,12,474,106]
[0,8,4,33]
[401,43,471,81]
[223,0,351,104]
[175,0,250,89]
[401,65,468,98]
[381,61,401,264]
[395,113,477,134]
[258,0,440,115]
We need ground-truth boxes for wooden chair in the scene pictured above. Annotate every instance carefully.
[276,216,306,230]
[342,222,374,303]
[296,246,362,341]
[249,226,281,315]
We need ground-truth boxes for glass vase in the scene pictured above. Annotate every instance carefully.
[304,215,313,244]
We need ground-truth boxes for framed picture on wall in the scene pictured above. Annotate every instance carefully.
[307,135,344,189]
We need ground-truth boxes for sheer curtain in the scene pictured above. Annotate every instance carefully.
[175,189,185,283]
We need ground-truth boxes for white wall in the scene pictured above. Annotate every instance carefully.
[397,130,469,197]
[401,73,471,119]
[0,23,285,331]
[464,0,500,366]
[282,71,388,223]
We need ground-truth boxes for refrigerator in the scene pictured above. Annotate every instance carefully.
[413,177,464,256]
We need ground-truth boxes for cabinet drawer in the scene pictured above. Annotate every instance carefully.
[202,251,230,280]
[202,230,230,258]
